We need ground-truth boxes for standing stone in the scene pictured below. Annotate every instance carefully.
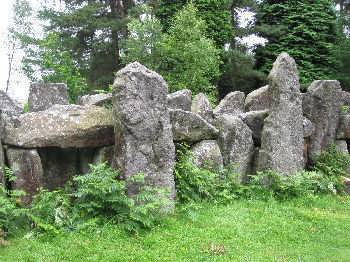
[337,114,350,139]
[190,140,223,171]
[214,91,245,117]
[257,53,304,175]
[112,62,176,206]
[303,80,342,162]
[191,93,213,122]
[303,117,314,138]
[6,148,44,204]
[38,148,79,190]
[167,89,192,111]
[28,83,69,112]
[216,115,254,180]
[335,140,349,154]
[245,85,270,112]
[0,143,5,185]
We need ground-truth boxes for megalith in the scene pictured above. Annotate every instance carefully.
[112,62,176,207]
[257,53,304,175]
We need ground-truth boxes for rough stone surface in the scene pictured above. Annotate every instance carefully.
[112,62,176,204]
[216,114,254,180]
[6,148,44,204]
[0,143,4,185]
[335,140,349,154]
[257,53,304,175]
[245,85,270,111]
[78,93,112,107]
[38,148,79,190]
[191,93,213,122]
[4,105,114,148]
[337,114,350,139]
[167,89,192,111]
[190,140,223,171]
[0,91,22,116]
[303,80,342,162]
[343,176,350,193]
[170,109,219,143]
[341,91,350,114]
[303,117,314,138]
[239,110,269,146]
[28,83,69,112]
[214,91,245,117]
[93,146,115,166]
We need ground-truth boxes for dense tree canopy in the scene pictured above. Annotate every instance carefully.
[255,0,338,87]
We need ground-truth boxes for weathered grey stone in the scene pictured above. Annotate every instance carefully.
[38,148,79,190]
[341,91,350,114]
[257,53,304,175]
[191,93,213,122]
[112,62,176,205]
[6,148,44,204]
[303,80,342,162]
[0,91,22,116]
[343,176,350,193]
[78,93,112,107]
[239,110,269,146]
[0,143,4,185]
[214,91,245,117]
[28,83,69,112]
[245,85,270,111]
[79,148,97,174]
[93,146,115,166]
[216,115,254,180]
[190,140,223,171]
[4,105,114,148]
[170,109,219,143]
[337,114,350,139]
[167,89,192,111]
[303,117,314,138]
[335,140,349,154]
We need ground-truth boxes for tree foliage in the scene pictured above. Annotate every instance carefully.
[255,0,338,87]
[156,0,232,47]
[123,4,221,97]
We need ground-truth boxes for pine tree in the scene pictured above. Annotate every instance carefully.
[34,0,134,90]
[255,0,338,87]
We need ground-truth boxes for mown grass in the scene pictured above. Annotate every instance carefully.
[1,195,350,262]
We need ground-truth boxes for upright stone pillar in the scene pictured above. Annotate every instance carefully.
[303,80,342,163]
[112,62,176,208]
[6,148,44,204]
[257,53,304,175]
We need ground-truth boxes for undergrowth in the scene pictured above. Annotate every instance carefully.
[1,144,349,242]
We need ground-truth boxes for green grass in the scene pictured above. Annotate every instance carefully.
[1,195,350,261]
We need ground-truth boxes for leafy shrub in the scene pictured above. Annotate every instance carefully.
[174,144,241,204]
[314,144,350,179]
[29,163,170,234]
[0,177,27,239]
[247,170,341,201]
[29,189,72,235]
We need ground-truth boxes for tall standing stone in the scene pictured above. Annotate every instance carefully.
[112,62,176,207]
[257,53,304,175]
[28,83,69,112]
[6,148,44,204]
[216,115,255,181]
[303,80,342,163]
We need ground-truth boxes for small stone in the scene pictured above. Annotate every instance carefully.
[191,93,213,122]
[190,140,223,171]
[78,93,112,107]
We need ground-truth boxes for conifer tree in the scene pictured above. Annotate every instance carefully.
[255,0,338,87]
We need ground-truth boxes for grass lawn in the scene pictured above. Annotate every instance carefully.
[1,195,350,261]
